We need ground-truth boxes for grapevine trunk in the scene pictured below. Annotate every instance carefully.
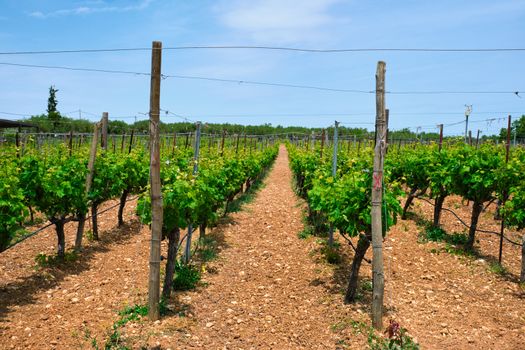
[433,194,447,228]
[344,232,371,303]
[466,201,484,251]
[55,219,66,259]
[118,189,129,227]
[162,227,180,299]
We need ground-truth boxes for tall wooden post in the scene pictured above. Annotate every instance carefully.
[121,132,126,153]
[371,61,387,330]
[438,124,444,151]
[184,122,202,264]
[220,130,226,156]
[128,129,134,154]
[328,121,339,247]
[101,112,108,150]
[499,115,512,264]
[68,130,73,156]
[476,130,481,149]
[148,41,163,321]
[320,129,325,158]
[521,235,525,283]
[172,132,177,155]
[75,122,101,251]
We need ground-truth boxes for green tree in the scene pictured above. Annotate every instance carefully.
[47,85,61,129]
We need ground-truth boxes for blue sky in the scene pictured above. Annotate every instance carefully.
[0,0,524,135]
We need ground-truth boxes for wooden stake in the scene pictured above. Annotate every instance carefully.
[371,61,386,330]
[128,129,134,154]
[75,122,100,250]
[499,115,512,264]
[476,130,481,149]
[101,112,108,150]
[320,129,325,158]
[68,130,73,156]
[220,130,225,156]
[521,234,525,283]
[148,41,163,321]
[121,132,126,153]
[438,124,444,152]
[172,132,177,155]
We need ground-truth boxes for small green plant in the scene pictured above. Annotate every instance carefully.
[173,261,201,290]
[298,227,313,239]
[368,320,420,350]
[116,304,148,327]
[361,280,373,292]
[320,245,341,264]
[85,229,95,242]
[488,262,508,276]
[198,236,218,262]
[35,250,78,268]
[425,227,447,241]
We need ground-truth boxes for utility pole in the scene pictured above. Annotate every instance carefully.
[464,105,472,144]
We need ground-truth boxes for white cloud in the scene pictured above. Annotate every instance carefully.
[29,0,153,19]
[217,0,344,44]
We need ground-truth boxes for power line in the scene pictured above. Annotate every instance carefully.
[1,46,525,55]
[0,62,149,76]
[1,61,523,96]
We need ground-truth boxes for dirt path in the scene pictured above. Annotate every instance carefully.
[146,145,357,349]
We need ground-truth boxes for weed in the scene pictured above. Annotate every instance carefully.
[425,227,447,242]
[298,227,313,239]
[488,262,508,276]
[85,229,95,242]
[34,250,78,268]
[198,236,218,262]
[173,261,201,290]
[320,245,342,264]
[361,280,373,292]
[368,320,420,350]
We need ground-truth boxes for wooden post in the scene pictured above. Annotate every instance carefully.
[148,40,163,321]
[75,122,100,250]
[184,122,202,264]
[128,129,134,154]
[499,115,512,264]
[185,132,190,150]
[521,234,525,283]
[220,130,226,156]
[320,129,325,158]
[235,133,240,155]
[438,124,444,151]
[15,132,19,158]
[121,132,126,153]
[371,61,387,330]
[468,130,472,146]
[243,133,247,152]
[172,132,177,155]
[101,112,108,150]
[476,130,481,149]
[68,130,73,156]
[328,121,339,247]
